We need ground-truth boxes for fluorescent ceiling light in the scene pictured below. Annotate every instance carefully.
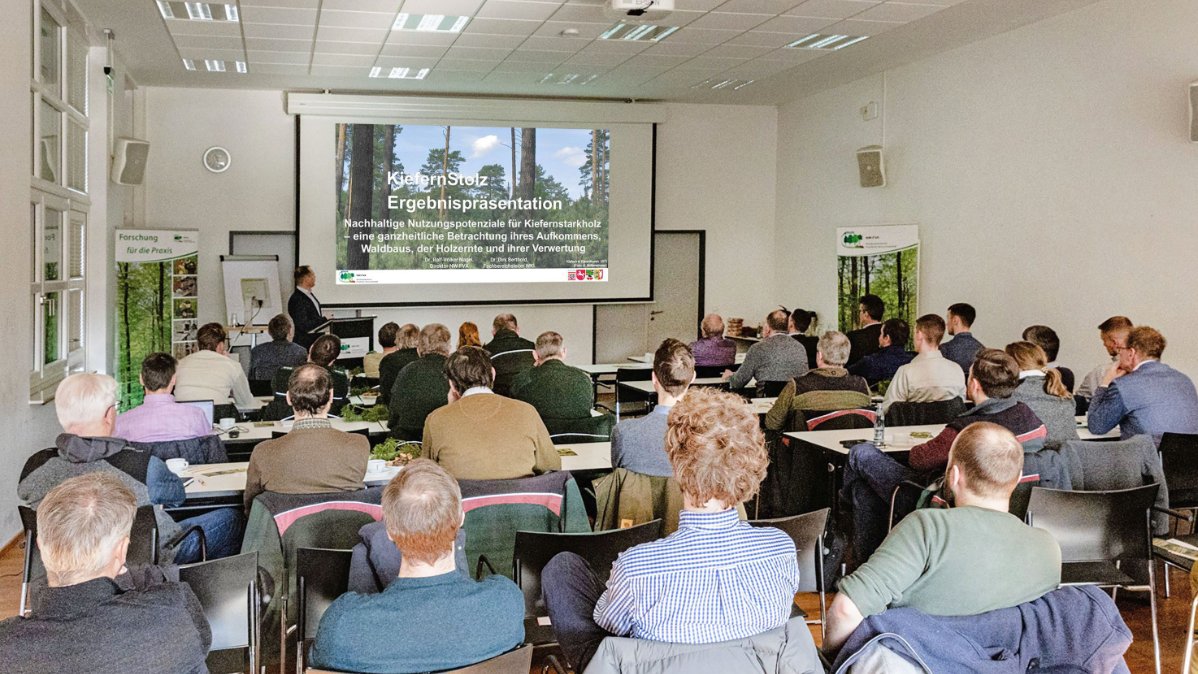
[786,33,869,50]
[369,66,430,80]
[204,59,225,72]
[235,60,247,73]
[691,77,754,91]
[182,58,196,71]
[600,22,678,42]
[189,59,246,74]
[538,72,599,85]
[392,13,469,33]
[157,1,239,21]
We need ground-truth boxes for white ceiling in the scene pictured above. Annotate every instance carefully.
[75,0,1099,105]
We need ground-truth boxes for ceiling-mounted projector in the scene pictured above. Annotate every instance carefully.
[607,0,674,17]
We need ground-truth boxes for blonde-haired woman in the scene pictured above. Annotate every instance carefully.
[1005,341,1079,449]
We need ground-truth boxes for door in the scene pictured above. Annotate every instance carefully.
[594,231,703,362]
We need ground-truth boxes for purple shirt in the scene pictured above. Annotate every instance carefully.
[115,393,212,443]
[689,336,737,368]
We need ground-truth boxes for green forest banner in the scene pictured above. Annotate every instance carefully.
[334,123,610,285]
[115,229,199,411]
[837,225,920,345]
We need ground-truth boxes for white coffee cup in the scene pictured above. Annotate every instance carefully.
[367,459,387,474]
[218,417,236,430]
[166,458,189,474]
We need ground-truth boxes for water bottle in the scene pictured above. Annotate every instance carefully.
[873,401,886,446]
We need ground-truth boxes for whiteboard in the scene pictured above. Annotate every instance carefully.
[221,256,282,327]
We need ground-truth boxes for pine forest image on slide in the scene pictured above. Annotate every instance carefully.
[116,257,186,411]
[335,124,610,272]
[838,248,919,347]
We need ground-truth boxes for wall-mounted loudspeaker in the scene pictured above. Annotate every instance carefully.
[1189,82,1198,142]
[856,145,885,188]
[112,137,150,185]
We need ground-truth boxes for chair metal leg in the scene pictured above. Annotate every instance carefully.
[817,587,827,644]
[1164,559,1172,598]
[1184,593,1198,674]
[1148,564,1161,674]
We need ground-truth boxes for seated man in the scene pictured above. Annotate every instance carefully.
[20,373,244,564]
[511,331,595,421]
[689,313,737,368]
[542,387,800,672]
[765,331,870,432]
[611,338,694,477]
[270,333,350,409]
[421,346,559,480]
[378,323,419,406]
[115,352,211,443]
[362,321,400,380]
[309,459,524,673]
[173,322,258,410]
[1022,324,1075,392]
[826,423,1061,652]
[484,312,536,396]
[724,309,809,393]
[1076,316,1133,402]
[880,314,966,413]
[387,323,451,441]
[939,303,984,374]
[244,364,369,511]
[1087,325,1198,442]
[846,294,884,366]
[847,318,914,386]
[248,313,308,382]
[844,349,1046,561]
[0,473,212,674]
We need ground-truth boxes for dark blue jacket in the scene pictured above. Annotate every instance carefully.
[832,586,1131,673]
[847,345,914,385]
[940,332,984,374]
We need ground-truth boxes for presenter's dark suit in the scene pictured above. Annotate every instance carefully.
[511,359,595,421]
[288,288,323,350]
[484,329,536,397]
[846,323,883,367]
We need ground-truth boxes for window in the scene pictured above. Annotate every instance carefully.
[30,0,88,402]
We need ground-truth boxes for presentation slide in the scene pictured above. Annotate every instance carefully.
[296,101,657,308]
[337,124,610,286]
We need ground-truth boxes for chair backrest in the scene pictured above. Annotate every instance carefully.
[1026,484,1159,563]
[179,550,260,652]
[304,645,534,674]
[297,548,353,645]
[884,398,966,426]
[130,435,229,465]
[1061,436,1169,533]
[248,379,273,397]
[804,408,876,431]
[615,366,653,383]
[1160,432,1198,508]
[759,380,789,398]
[545,412,614,441]
[749,508,828,594]
[513,519,663,616]
[694,364,736,378]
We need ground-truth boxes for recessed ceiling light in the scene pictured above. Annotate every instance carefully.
[392,13,469,33]
[786,33,868,50]
[369,66,430,80]
[560,28,581,37]
[204,59,225,72]
[692,77,754,91]
[157,1,239,22]
[189,59,246,74]
[182,58,196,71]
[600,22,678,42]
[539,72,599,86]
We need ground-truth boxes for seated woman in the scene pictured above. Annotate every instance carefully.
[765,331,871,433]
[1005,341,1078,448]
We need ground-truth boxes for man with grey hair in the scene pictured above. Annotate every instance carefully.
[0,473,212,673]
[689,313,736,368]
[19,373,243,563]
[765,331,871,432]
[388,323,453,441]
[511,331,595,421]
[484,313,536,396]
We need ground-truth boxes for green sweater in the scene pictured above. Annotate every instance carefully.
[387,354,450,440]
[510,359,595,420]
[839,506,1061,618]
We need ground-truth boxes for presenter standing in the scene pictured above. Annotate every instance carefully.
[288,265,324,350]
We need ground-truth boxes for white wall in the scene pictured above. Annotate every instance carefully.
[142,91,779,361]
[776,0,1198,378]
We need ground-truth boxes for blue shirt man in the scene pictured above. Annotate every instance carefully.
[1087,326,1198,443]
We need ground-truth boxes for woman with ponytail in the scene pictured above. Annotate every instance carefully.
[1005,341,1079,448]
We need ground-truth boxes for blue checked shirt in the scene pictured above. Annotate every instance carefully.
[593,508,801,643]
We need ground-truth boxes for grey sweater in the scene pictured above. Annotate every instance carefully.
[728,334,810,390]
[1011,377,1079,449]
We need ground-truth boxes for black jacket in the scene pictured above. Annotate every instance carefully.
[287,288,323,349]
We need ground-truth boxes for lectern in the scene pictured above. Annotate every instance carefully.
[309,316,375,369]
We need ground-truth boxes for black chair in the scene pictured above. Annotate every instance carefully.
[1160,433,1198,516]
[694,364,737,378]
[884,398,966,426]
[130,435,229,465]
[512,520,664,647]
[803,408,876,431]
[18,504,162,616]
[295,548,353,674]
[758,380,789,398]
[248,379,273,397]
[613,366,654,419]
[305,644,534,674]
[180,551,262,674]
[1026,484,1161,674]
[749,508,830,641]
[547,412,614,445]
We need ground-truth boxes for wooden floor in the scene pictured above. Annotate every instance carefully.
[0,536,1188,673]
